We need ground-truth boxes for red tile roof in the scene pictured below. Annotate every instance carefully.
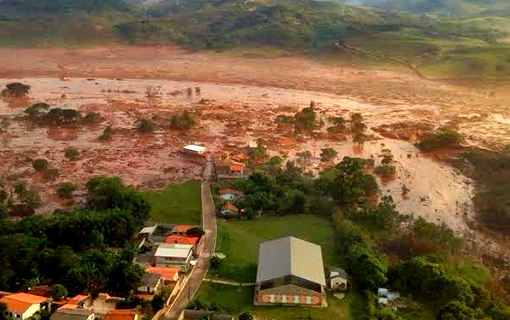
[146,267,180,282]
[218,188,237,195]
[0,293,47,313]
[59,295,89,310]
[104,309,137,320]
[165,235,199,245]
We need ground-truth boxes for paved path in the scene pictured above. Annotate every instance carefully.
[164,161,217,320]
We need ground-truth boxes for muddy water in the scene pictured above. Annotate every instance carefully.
[0,78,479,232]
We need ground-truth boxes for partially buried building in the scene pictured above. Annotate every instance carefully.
[254,236,327,307]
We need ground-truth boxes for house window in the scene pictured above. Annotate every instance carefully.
[294,295,300,304]
[306,296,312,304]
[269,294,275,303]
[281,295,287,303]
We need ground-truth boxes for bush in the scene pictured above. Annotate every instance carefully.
[57,182,77,199]
[32,159,49,172]
[374,164,396,178]
[138,119,155,133]
[2,82,31,97]
[238,312,254,320]
[436,301,476,320]
[151,295,165,312]
[210,256,222,269]
[416,128,464,151]
[25,103,50,120]
[64,148,80,161]
[50,284,68,300]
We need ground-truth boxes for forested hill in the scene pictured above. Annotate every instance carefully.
[340,0,510,17]
[0,0,134,19]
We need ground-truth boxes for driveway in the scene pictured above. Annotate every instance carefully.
[164,161,217,319]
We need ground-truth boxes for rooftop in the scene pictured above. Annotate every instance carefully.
[165,235,199,245]
[59,295,89,310]
[104,309,137,320]
[146,267,180,282]
[171,224,195,234]
[0,293,48,313]
[256,236,326,286]
[183,145,207,152]
[50,308,94,320]
[155,243,193,258]
[141,273,163,288]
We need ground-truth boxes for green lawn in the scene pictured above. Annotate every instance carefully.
[194,282,360,320]
[143,180,202,225]
[210,214,338,283]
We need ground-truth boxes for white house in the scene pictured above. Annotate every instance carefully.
[183,145,207,155]
[0,293,49,320]
[154,243,194,271]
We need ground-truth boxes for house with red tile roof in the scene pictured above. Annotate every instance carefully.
[59,295,90,310]
[165,235,199,246]
[146,267,180,284]
[104,309,138,320]
[0,293,50,320]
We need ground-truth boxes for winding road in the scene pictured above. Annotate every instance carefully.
[164,161,217,320]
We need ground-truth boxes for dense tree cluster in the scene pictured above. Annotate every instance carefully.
[416,128,464,151]
[1,83,31,98]
[0,177,149,297]
[24,103,103,126]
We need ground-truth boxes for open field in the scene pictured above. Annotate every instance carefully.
[194,282,360,320]
[144,180,202,224]
[211,215,338,283]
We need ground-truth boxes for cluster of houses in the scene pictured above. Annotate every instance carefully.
[0,292,138,320]
[135,224,204,296]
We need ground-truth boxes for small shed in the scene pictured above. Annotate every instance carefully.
[329,267,348,292]
[183,145,207,155]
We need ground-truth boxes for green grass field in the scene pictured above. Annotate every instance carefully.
[194,282,360,320]
[143,180,202,225]
[210,214,338,283]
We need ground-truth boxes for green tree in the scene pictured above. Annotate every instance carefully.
[13,182,41,209]
[170,111,196,130]
[25,103,50,121]
[57,182,76,199]
[82,112,102,124]
[32,159,49,172]
[346,243,387,291]
[437,301,476,320]
[296,151,312,168]
[320,148,338,162]
[0,181,7,218]
[0,302,7,320]
[64,147,80,161]
[50,284,68,300]
[151,295,165,312]
[2,83,31,97]
[294,107,316,133]
[268,156,283,168]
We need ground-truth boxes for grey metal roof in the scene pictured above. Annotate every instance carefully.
[141,273,162,288]
[50,309,94,320]
[256,236,326,286]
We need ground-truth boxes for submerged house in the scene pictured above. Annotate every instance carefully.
[254,236,327,307]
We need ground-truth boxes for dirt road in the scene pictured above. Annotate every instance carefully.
[164,162,216,320]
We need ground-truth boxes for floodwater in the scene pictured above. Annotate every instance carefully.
[0,77,484,232]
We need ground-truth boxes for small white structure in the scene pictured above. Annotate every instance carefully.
[378,288,388,305]
[139,225,157,236]
[329,267,348,292]
[154,243,194,271]
[183,145,207,155]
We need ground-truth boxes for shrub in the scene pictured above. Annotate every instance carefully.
[320,148,338,162]
[210,256,222,269]
[32,159,49,172]
[25,103,50,120]
[50,284,68,300]
[138,119,155,133]
[416,128,464,151]
[64,148,80,161]
[2,82,31,97]
[374,164,396,178]
[436,301,476,320]
[238,312,254,320]
[151,295,164,312]
[57,182,77,199]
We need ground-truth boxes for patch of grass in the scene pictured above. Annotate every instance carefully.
[143,180,202,225]
[212,214,337,283]
[194,282,360,320]
[443,257,492,286]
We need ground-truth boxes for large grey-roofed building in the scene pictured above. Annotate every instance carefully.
[50,309,95,320]
[255,236,327,307]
